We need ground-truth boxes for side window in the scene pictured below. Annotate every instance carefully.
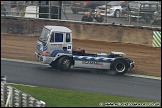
[150,5,157,10]
[141,4,149,10]
[66,33,71,42]
[55,33,63,42]
[50,32,54,42]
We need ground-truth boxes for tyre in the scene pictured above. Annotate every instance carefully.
[58,56,71,71]
[111,58,128,75]
[49,61,58,69]
[114,10,120,18]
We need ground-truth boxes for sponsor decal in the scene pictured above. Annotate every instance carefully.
[82,61,103,65]
[51,44,62,45]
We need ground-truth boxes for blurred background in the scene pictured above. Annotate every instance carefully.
[1,1,161,27]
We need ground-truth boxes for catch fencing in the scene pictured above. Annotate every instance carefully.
[1,1,161,27]
[1,1,161,47]
[1,76,45,107]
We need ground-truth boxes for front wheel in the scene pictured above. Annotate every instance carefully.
[49,61,58,69]
[111,59,128,75]
[58,56,71,71]
[114,10,120,18]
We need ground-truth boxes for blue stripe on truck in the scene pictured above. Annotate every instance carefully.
[73,56,113,63]
[50,50,70,57]
[36,44,48,51]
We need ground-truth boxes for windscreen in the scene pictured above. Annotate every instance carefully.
[39,27,50,44]
[129,2,140,10]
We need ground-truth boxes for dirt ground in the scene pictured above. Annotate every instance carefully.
[1,34,161,77]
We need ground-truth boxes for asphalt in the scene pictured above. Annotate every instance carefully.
[1,58,161,102]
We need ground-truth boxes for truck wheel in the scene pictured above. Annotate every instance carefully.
[111,59,128,75]
[114,10,120,18]
[58,56,71,71]
[49,61,58,69]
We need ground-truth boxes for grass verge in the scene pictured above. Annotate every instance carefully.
[9,84,159,107]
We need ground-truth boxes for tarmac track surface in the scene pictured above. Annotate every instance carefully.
[1,60,161,102]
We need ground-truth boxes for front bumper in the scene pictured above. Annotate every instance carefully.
[35,52,53,64]
[129,61,135,70]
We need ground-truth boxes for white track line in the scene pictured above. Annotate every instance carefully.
[8,83,40,88]
[125,73,161,80]
[1,58,48,65]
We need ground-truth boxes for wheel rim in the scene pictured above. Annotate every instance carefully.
[115,62,125,72]
[116,10,120,17]
[62,59,70,69]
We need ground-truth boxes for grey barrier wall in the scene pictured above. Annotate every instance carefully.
[1,76,45,107]
[1,16,161,46]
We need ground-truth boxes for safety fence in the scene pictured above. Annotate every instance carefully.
[1,1,161,27]
[152,31,161,47]
[1,76,45,107]
[1,1,61,19]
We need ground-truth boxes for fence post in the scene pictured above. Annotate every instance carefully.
[1,76,7,107]
[22,94,29,107]
[5,86,14,107]
[33,99,37,107]
[1,83,7,107]
[9,87,14,107]
[18,91,22,107]
[49,1,51,19]
[36,4,38,18]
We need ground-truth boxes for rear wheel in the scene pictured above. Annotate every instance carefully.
[58,56,71,71]
[111,58,128,75]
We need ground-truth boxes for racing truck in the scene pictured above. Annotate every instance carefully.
[35,26,135,75]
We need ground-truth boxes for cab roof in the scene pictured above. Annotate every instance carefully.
[44,26,72,33]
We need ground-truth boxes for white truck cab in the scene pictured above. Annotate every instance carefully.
[35,26,72,63]
[35,26,135,75]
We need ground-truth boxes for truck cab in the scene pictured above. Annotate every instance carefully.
[35,26,72,64]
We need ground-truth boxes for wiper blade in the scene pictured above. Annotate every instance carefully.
[38,38,45,43]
